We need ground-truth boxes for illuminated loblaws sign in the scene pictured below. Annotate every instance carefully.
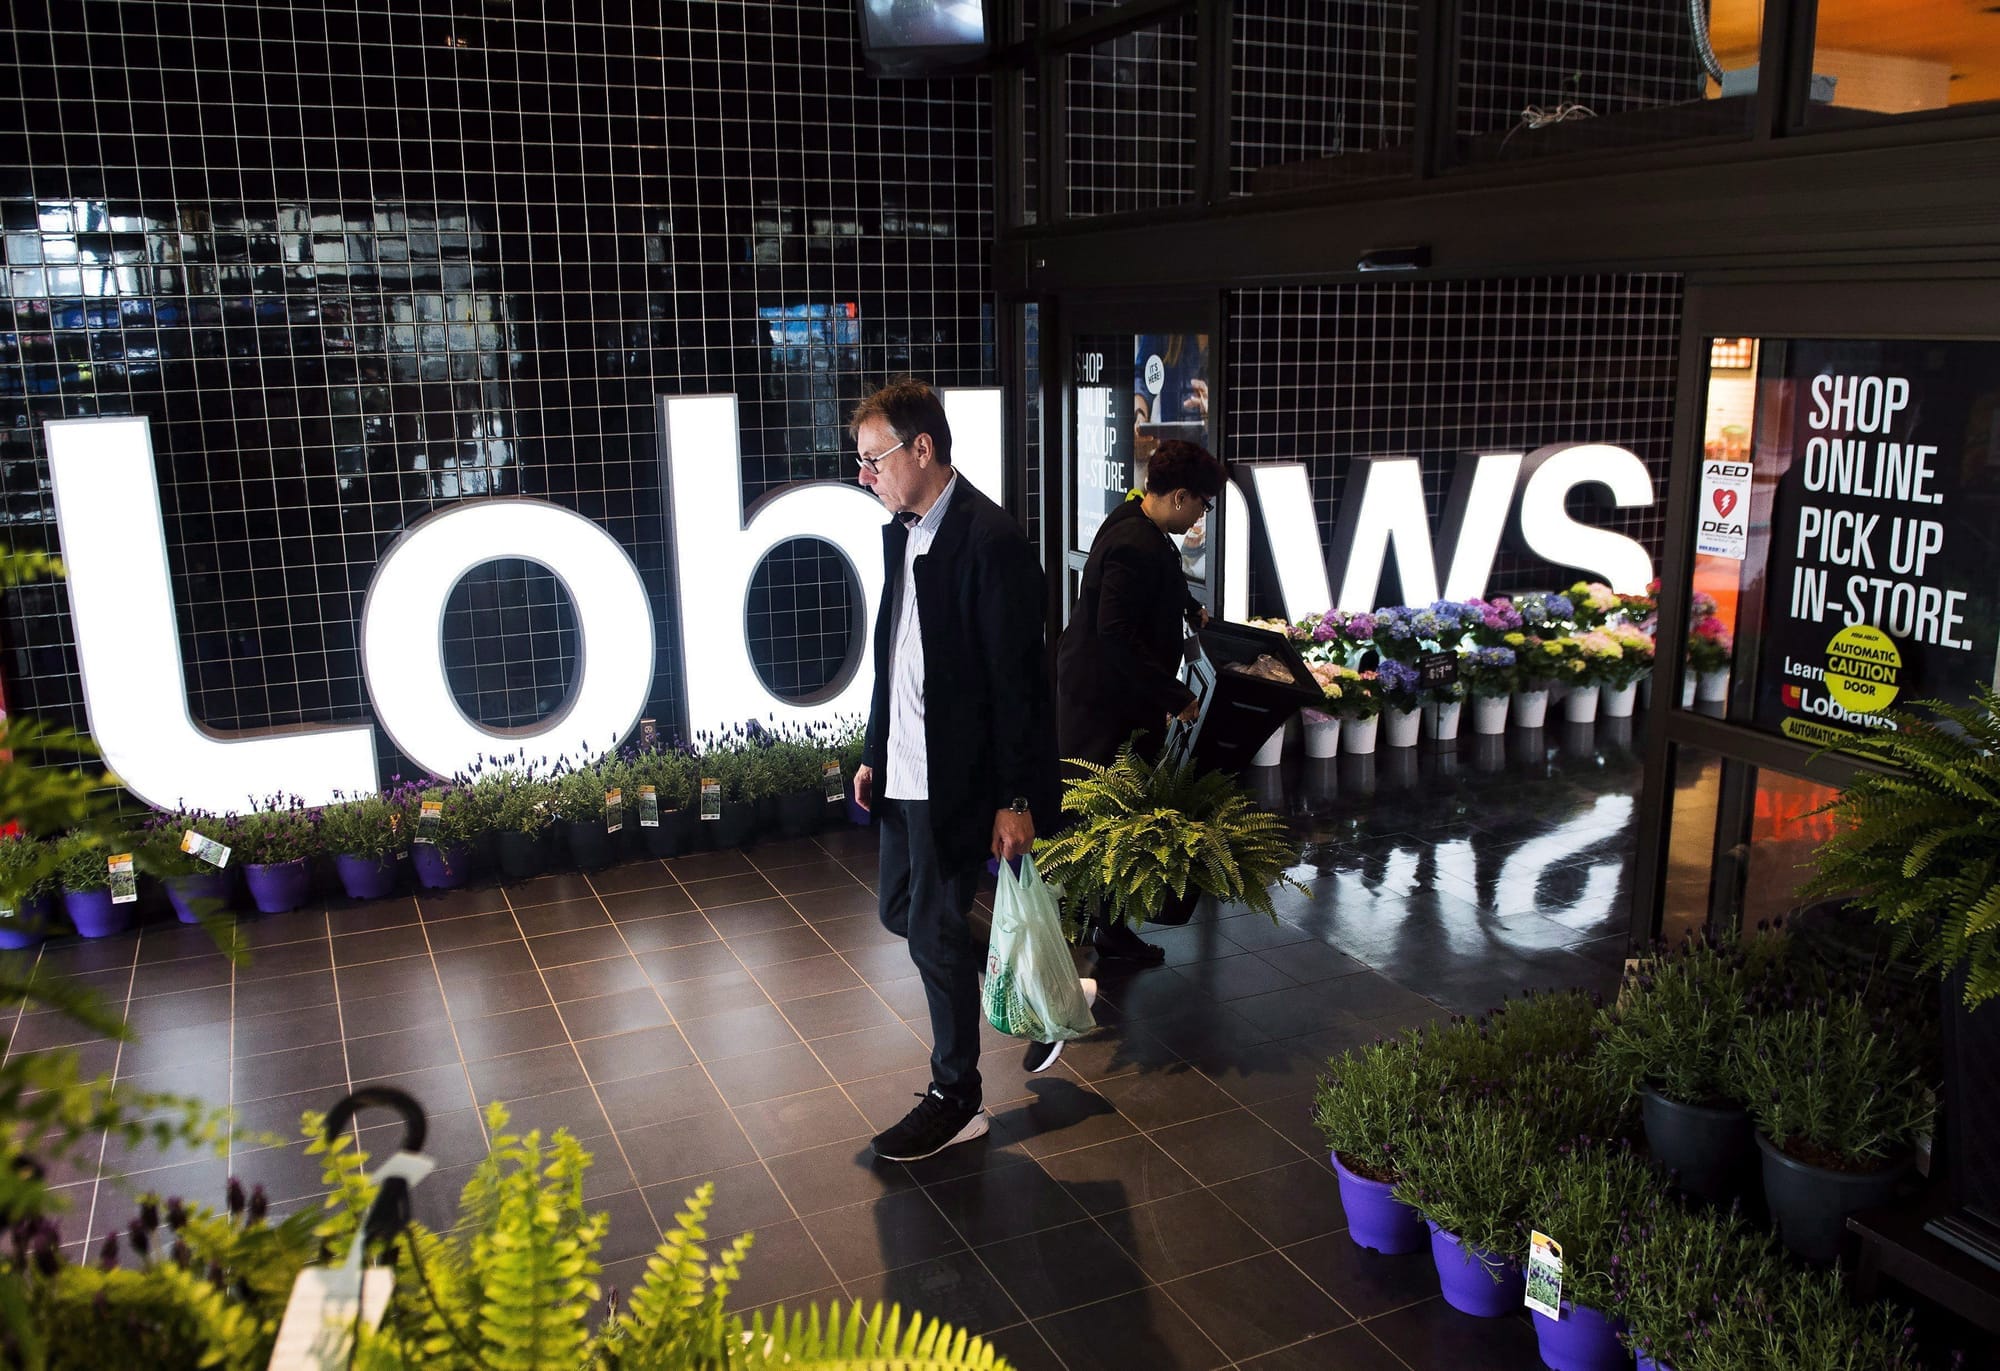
[42,401,1653,812]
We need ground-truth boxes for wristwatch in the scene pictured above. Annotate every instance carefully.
[1008,796,1031,815]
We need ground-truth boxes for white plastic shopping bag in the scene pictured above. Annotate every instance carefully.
[983,855,1097,1042]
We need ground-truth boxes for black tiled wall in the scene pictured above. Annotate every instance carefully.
[0,0,993,777]
[1227,275,1682,604]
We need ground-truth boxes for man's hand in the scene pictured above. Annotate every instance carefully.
[1173,698,1201,724]
[852,764,874,814]
[992,808,1035,863]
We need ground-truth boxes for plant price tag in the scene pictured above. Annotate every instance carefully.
[822,761,844,802]
[181,829,232,868]
[108,853,138,905]
[416,800,443,846]
[1524,1231,1563,1318]
[700,778,721,820]
[638,784,660,828]
[605,787,624,835]
[270,1266,395,1371]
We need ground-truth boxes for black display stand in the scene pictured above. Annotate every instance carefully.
[1162,620,1323,777]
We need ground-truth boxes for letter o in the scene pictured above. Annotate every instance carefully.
[361,499,656,778]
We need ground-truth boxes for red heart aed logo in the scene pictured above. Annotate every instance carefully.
[1712,488,1738,518]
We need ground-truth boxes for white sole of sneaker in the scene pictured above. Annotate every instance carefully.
[1025,1039,1063,1073]
[874,1110,990,1162]
[1080,977,1098,1009]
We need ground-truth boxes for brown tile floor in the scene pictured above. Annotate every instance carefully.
[10,736,1642,1369]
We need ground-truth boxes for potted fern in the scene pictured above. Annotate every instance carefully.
[1595,929,1785,1203]
[1035,741,1306,930]
[1726,994,1931,1263]
[1801,685,2000,1266]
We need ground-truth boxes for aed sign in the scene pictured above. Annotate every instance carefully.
[43,399,1654,814]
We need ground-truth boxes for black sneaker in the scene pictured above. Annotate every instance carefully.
[871,1086,988,1162]
[1023,1038,1063,1072]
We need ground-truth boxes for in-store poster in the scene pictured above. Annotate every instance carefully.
[1753,339,2000,745]
[1073,339,1130,553]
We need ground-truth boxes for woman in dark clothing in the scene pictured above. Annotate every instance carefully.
[1056,440,1228,963]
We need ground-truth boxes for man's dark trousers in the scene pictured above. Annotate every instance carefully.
[876,797,983,1108]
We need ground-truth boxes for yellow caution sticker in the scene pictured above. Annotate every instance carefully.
[1823,624,1901,715]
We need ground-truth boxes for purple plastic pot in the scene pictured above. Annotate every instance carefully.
[1330,1152,1426,1254]
[243,859,312,914]
[1427,1222,1525,1318]
[1530,1300,1630,1371]
[0,893,54,950]
[335,853,400,901]
[166,870,233,923]
[410,841,475,890]
[63,888,131,939]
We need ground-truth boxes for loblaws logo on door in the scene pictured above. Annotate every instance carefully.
[1778,657,1895,731]
[41,403,1657,812]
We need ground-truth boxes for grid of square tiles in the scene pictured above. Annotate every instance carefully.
[6,780,1635,1370]
[1231,0,1419,196]
[1063,14,1200,221]
[1226,275,1682,602]
[1456,0,1706,139]
[0,0,996,750]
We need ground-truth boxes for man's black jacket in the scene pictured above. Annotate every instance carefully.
[863,477,1060,878]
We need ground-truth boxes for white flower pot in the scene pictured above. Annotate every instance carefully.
[1251,726,1286,767]
[1303,716,1342,758]
[1383,705,1422,749]
[1471,694,1510,735]
[1341,715,1380,755]
[1603,682,1637,718]
[1432,699,1462,742]
[1513,688,1550,730]
[1681,673,1696,708]
[1696,669,1731,703]
[1563,685,1601,723]
[1548,680,1572,706]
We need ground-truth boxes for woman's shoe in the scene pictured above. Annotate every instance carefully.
[1091,919,1165,965]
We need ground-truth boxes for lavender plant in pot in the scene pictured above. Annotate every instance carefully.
[397,781,483,889]
[762,727,833,839]
[0,833,58,949]
[1521,1143,1659,1371]
[1594,929,1786,1203]
[231,797,319,914]
[482,763,557,880]
[1312,1029,1451,1254]
[624,742,699,858]
[317,790,405,900]
[696,732,758,850]
[53,832,130,938]
[552,755,620,875]
[1394,1096,1542,1317]
[1725,994,1931,1263]
[138,810,235,923]
[1614,1196,1785,1371]
[1673,1265,1922,1371]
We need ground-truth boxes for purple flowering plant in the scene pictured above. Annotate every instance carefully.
[1459,644,1517,697]
[1465,596,1525,646]
[1375,657,1423,709]
[228,795,320,867]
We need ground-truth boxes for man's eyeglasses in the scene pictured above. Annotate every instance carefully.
[856,440,906,474]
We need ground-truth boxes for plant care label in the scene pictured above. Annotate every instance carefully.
[107,852,138,904]
[700,778,721,820]
[638,784,660,828]
[822,761,844,802]
[180,829,232,868]
[270,1265,395,1371]
[416,800,443,845]
[605,787,623,834]
[1524,1231,1563,1318]
[640,717,657,748]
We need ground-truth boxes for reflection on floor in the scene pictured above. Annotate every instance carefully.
[11,719,1641,1371]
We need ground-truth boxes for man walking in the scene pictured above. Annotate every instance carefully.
[849,377,1058,1162]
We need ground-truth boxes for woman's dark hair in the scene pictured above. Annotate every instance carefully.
[849,376,953,467]
[1145,439,1226,499]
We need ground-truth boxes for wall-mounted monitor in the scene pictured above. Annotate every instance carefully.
[857,0,989,77]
